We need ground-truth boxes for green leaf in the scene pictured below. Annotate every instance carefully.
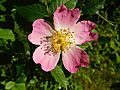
[116,53,120,63]
[65,0,77,9]
[83,0,105,15]
[0,15,6,21]
[11,87,18,90]
[51,66,68,88]
[0,28,15,41]
[92,29,98,33]
[15,4,49,21]
[79,44,89,50]
[110,41,116,50]
[0,0,7,11]
[0,4,6,11]
[16,72,27,83]
[39,0,51,4]
[5,81,16,89]
[49,0,77,14]
[15,83,26,90]
[14,22,30,52]
[11,83,26,90]
[49,0,70,14]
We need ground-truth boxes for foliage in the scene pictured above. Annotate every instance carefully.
[0,0,120,90]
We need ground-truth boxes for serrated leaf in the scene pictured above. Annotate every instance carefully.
[51,66,68,88]
[5,81,16,89]
[0,28,15,41]
[15,4,49,21]
[65,0,77,9]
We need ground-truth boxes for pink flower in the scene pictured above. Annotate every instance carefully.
[28,5,98,73]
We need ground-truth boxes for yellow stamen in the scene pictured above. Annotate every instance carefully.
[51,28,75,53]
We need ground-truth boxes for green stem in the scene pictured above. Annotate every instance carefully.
[65,86,68,90]
[45,0,51,15]
[97,13,115,26]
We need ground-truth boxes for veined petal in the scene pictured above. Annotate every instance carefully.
[71,20,98,44]
[28,19,52,45]
[33,46,60,72]
[62,46,89,73]
[54,5,80,30]
[78,20,96,32]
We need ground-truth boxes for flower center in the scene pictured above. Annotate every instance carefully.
[51,28,75,53]
[40,28,75,55]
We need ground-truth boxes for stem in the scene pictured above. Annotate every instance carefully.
[65,86,68,90]
[97,13,115,26]
[45,0,51,15]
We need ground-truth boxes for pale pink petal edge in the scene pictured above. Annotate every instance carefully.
[62,46,89,73]
[33,46,60,72]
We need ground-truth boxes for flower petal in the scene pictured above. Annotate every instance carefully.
[28,19,52,45]
[62,46,89,73]
[71,20,98,44]
[54,5,80,30]
[33,46,60,72]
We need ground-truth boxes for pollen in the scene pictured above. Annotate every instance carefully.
[50,28,75,53]
[41,28,75,55]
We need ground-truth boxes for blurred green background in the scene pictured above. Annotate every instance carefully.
[0,0,120,90]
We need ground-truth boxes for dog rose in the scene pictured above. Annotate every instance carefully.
[28,5,98,73]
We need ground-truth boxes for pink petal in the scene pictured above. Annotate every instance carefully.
[53,5,80,30]
[62,46,89,73]
[33,46,60,72]
[79,20,96,32]
[71,20,98,44]
[28,19,52,45]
